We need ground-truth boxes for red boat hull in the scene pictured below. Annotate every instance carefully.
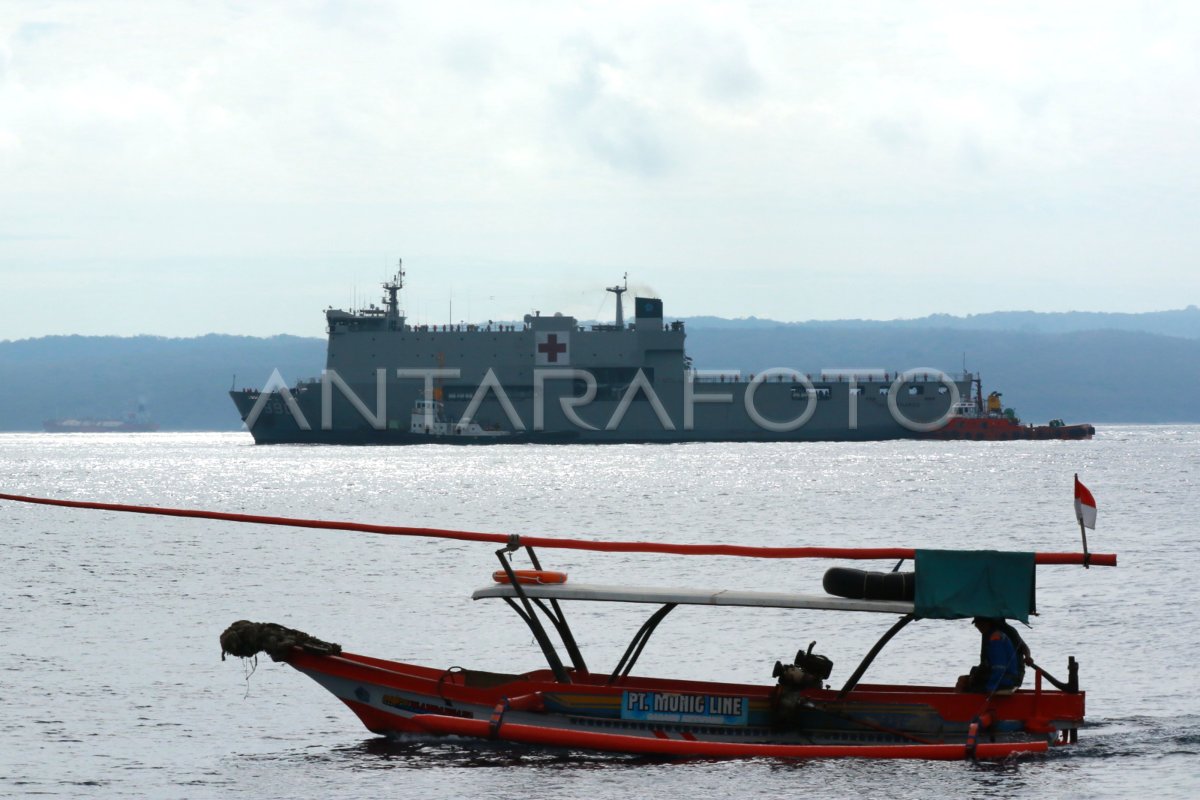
[284,649,1083,760]
[409,713,1049,759]
[925,418,1095,441]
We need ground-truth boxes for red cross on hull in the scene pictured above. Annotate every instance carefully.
[537,334,568,363]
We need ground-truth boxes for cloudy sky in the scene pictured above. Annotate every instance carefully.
[2,1,1198,338]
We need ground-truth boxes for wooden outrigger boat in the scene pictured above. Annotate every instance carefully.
[0,490,1116,761]
[221,540,1115,761]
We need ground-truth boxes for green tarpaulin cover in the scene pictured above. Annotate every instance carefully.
[914,549,1036,622]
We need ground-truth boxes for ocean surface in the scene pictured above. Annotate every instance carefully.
[2,428,1197,799]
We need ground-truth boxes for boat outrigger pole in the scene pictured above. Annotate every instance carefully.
[0,493,1118,567]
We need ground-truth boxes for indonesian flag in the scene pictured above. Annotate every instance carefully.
[1074,475,1097,530]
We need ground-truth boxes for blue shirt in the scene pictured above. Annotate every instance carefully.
[984,630,1020,692]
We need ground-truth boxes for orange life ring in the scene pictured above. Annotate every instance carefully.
[492,569,568,585]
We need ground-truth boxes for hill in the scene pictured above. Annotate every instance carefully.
[683,327,1200,424]
[0,335,324,431]
[683,306,1200,338]
[1,312,1198,430]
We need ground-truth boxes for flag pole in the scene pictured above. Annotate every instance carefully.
[1078,517,1090,569]
[1075,473,1090,569]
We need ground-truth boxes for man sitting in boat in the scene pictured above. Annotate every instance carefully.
[957,617,1031,693]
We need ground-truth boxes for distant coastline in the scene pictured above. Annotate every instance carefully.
[2,307,1198,431]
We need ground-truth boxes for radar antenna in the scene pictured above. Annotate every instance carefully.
[383,259,405,320]
[606,272,628,328]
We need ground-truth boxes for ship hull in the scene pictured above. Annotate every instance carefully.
[231,377,969,445]
[230,287,982,444]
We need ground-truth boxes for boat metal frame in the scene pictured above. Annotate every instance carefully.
[487,537,933,695]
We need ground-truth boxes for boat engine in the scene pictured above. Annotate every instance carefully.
[773,641,833,689]
[772,641,833,725]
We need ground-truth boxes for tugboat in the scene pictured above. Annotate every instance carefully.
[409,397,512,440]
[924,379,1094,441]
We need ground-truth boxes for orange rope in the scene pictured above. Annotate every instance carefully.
[0,492,1117,565]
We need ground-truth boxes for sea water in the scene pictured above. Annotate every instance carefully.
[1,428,1197,799]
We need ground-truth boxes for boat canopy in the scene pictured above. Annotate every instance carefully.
[914,550,1036,623]
[472,582,915,614]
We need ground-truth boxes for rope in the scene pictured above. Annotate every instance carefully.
[0,492,1117,565]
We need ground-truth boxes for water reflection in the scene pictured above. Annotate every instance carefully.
[319,736,659,770]
[3,429,1199,799]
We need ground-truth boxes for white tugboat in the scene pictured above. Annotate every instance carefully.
[409,398,511,439]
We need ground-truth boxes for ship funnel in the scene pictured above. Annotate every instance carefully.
[634,297,663,320]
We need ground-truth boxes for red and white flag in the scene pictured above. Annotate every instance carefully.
[1074,475,1097,530]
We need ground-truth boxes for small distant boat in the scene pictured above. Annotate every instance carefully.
[42,416,159,433]
[924,378,1094,441]
[223,541,1115,761]
[44,399,158,433]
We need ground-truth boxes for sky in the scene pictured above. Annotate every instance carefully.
[1,1,1198,339]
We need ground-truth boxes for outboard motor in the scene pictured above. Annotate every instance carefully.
[773,641,833,690]
[772,642,833,726]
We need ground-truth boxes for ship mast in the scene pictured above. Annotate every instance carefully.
[607,273,628,328]
[383,259,405,322]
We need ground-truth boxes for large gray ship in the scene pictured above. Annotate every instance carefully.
[230,264,973,444]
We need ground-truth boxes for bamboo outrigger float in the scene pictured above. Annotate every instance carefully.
[0,491,1116,761]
